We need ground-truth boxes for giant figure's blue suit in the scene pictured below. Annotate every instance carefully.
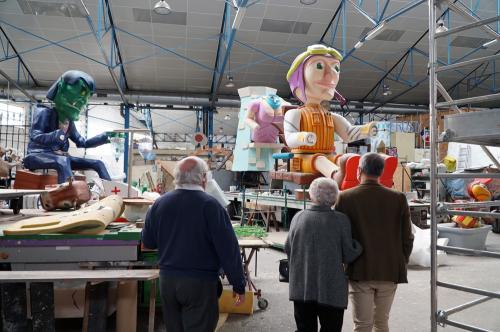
[24,105,111,183]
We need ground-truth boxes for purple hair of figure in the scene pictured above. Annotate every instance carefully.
[287,55,347,107]
[287,57,309,104]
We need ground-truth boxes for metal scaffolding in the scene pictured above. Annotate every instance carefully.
[429,1,500,331]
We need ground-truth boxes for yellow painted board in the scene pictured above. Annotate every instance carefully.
[218,289,254,315]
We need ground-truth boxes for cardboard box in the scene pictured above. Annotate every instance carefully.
[390,132,415,162]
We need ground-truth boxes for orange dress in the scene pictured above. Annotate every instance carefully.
[290,104,337,173]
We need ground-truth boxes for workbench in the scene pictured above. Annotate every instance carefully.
[0,270,159,332]
[0,209,144,331]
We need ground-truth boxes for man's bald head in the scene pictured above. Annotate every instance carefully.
[173,156,209,188]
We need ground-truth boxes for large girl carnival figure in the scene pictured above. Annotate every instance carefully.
[284,45,378,179]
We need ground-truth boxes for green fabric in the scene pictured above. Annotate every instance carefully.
[232,225,267,238]
[53,78,91,123]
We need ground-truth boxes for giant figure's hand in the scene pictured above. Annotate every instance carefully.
[363,122,378,137]
[298,131,317,146]
[60,120,70,134]
[106,132,125,142]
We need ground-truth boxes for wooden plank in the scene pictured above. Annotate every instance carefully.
[238,239,269,248]
[87,282,108,332]
[0,269,159,283]
[116,281,138,332]
[123,198,154,206]
[148,279,157,332]
[30,282,55,332]
[0,189,46,199]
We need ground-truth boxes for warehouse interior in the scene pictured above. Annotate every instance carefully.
[0,0,499,331]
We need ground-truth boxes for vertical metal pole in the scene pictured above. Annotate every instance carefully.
[411,48,415,84]
[428,1,438,331]
[447,11,451,64]
[202,108,208,136]
[493,61,497,92]
[208,107,214,149]
[127,132,134,198]
[497,0,499,33]
[342,0,347,56]
[84,106,89,158]
[123,104,129,182]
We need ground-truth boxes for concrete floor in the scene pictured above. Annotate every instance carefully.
[56,230,500,331]
[219,230,500,332]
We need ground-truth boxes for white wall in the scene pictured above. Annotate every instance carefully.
[447,143,500,170]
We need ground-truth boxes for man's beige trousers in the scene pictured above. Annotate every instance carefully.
[349,281,397,332]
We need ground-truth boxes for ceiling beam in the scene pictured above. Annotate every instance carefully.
[79,0,129,105]
[320,2,343,42]
[365,77,427,114]
[360,3,457,103]
[210,1,249,109]
[104,0,130,91]
[210,3,228,98]
[360,43,423,101]
[0,68,38,103]
[0,26,38,87]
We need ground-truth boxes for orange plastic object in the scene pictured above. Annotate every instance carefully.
[379,155,398,188]
[452,215,480,228]
[468,182,492,201]
[340,155,361,190]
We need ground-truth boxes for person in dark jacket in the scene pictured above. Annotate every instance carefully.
[335,152,414,332]
[142,156,246,332]
[24,70,111,183]
[285,177,362,332]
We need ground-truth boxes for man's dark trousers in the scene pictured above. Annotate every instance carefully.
[160,275,219,332]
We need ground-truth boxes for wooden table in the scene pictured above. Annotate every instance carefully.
[0,189,46,214]
[0,269,159,332]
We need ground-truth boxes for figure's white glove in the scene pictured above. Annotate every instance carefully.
[299,132,317,146]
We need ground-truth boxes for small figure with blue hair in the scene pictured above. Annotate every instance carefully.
[245,94,286,143]
[23,70,112,183]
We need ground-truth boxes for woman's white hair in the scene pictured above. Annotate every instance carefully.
[309,177,339,206]
[173,156,209,186]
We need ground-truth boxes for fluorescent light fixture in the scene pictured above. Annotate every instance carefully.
[483,38,498,48]
[382,84,392,96]
[354,40,364,49]
[153,0,171,15]
[365,20,387,41]
[300,0,318,4]
[224,114,231,121]
[225,76,235,88]
[232,7,246,30]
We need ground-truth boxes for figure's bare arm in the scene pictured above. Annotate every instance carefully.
[244,100,261,130]
[331,113,378,143]
[284,108,316,148]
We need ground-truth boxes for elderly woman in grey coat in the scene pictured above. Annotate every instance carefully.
[285,177,362,332]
